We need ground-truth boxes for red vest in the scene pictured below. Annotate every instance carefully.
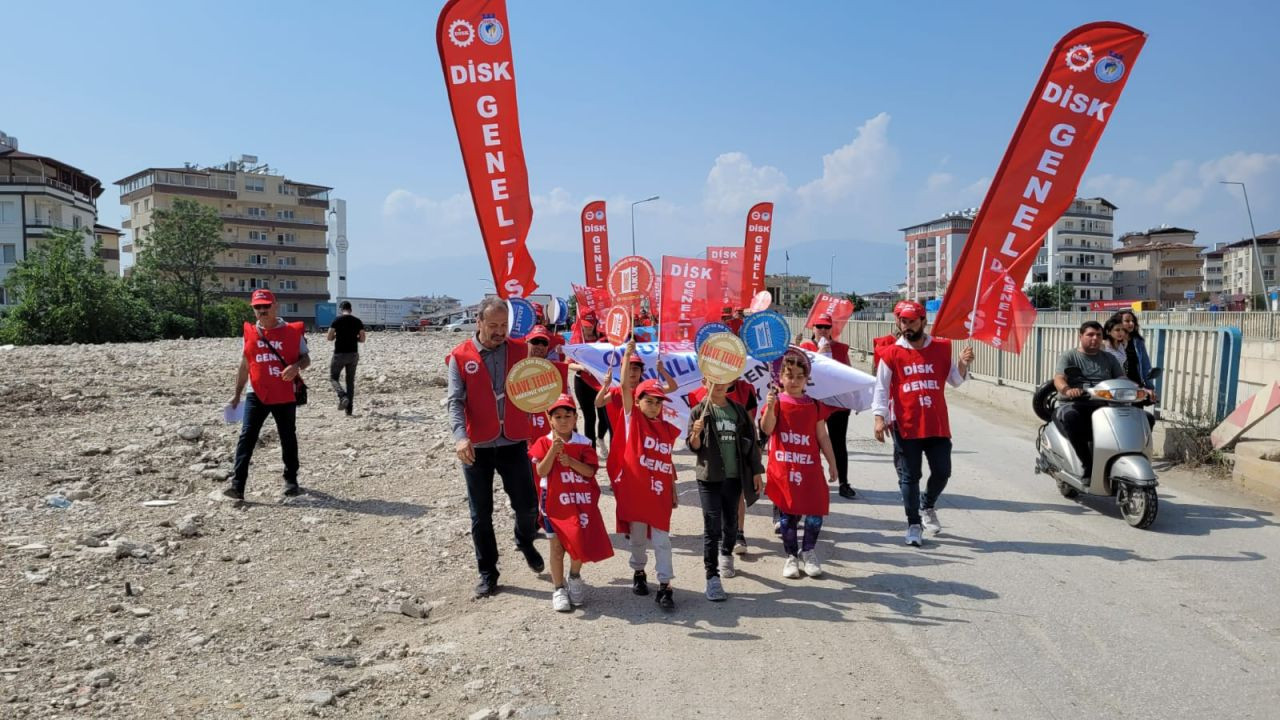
[765,395,831,516]
[449,339,533,444]
[800,339,849,364]
[242,321,305,405]
[617,410,680,532]
[529,434,612,563]
[872,335,896,371]
[882,338,953,439]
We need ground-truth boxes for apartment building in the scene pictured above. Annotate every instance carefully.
[1219,231,1279,303]
[94,224,122,276]
[116,158,331,323]
[0,131,106,306]
[1112,226,1204,308]
[899,209,974,302]
[1201,244,1226,300]
[1028,197,1117,311]
[764,274,828,312]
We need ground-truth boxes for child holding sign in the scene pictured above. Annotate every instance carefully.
[615,342,682,610]
[529,394,611,612]
[759,351,838,579]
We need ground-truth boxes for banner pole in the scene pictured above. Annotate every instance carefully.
[967,248,989,343]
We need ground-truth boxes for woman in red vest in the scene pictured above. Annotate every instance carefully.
[871,301,974,547]
[568,312,611,452]
[226,289,310,501]
[799,313,857,500]
[447,297,545,599]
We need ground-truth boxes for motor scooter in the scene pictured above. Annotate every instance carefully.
[1032,369,1162,529]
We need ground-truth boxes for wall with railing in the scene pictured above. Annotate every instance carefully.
[787,317,1245,424]
[856,310,1279,340]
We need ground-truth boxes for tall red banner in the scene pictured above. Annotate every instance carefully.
[933,22,1146,348]
[805,293,855,336]
[742,202,774,300]
[572,282,610,317]
[658,256,723,349]
[437,0,537,298]
[580,201,610,288]
[707,246,745,309]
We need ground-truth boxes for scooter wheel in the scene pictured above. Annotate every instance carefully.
[1056,480,1079,499]
[1118,486,1158,529]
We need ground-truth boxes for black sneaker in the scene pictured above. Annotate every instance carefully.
[282,483,303,497]
[521,545,545,574]
[337,395,346,411]
[631,570,649,596]
[656,586,674,610]
[838,484,857,499]
[474,577,498,598]
[221,486,244,501]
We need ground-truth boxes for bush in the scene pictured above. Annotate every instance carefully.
[202,299,254,337]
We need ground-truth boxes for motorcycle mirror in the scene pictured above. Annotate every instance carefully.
[1146,367,1163,380]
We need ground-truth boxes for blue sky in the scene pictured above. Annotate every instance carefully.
[7,0,1279,301]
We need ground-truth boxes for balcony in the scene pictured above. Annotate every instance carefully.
[216,263,330,278]
[0,175,95,204]
[220,212,327,231]
[225,238,328,254]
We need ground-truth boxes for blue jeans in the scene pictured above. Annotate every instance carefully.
[231,392,298,493]
[892,428,951,526]
[463,442,539,584]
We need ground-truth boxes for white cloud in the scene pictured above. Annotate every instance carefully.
[703,152,791,215]
[796,112,897,206]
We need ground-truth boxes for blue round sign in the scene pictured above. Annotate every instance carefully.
[507,297,537,339]
[695,322,731,350]
[741,310,791,361]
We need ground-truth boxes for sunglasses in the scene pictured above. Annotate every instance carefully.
[527,339,549,346]
[815,325,831,330]
[252,305,272,312]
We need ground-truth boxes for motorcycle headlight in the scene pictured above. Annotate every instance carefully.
[1114,389,1138,401]
[1092,389,1113,400]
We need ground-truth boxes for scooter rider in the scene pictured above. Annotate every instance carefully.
[1053,321,1151,479]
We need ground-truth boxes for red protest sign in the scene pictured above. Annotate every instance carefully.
[742,202,774,299]
[607,255,655,308]
[659,256,723,349]
[580,201,610,288]
[805,293,855,336]
[436,0,537,298]
[707,246,745,309]
[602,306,632,346]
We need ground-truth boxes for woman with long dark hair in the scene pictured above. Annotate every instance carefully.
[1113,310,1153,389]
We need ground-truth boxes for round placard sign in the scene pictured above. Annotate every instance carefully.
[603,306,632,346]
[741,309,792,362]
[697,332,748,385]
[505,357,565,413]
[607,256,655,305]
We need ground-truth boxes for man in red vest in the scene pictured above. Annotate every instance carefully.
[448,297,545,598]
[226,289,310,501]
[872,300,974,547]
[799,313,857,499]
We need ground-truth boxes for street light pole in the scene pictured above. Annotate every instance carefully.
[1221,181,1269,311]
[830,253,836,295]
[630,195,660,256]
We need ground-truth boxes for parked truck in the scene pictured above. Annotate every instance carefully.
[319,297,424,331]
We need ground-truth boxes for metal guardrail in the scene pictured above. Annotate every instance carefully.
[788,317,1244,423]
[856,310,1279,340]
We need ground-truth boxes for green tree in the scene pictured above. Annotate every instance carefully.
[796,293,816,311]
[0,228,157,345]
[844,292,868,312]
[131,197,226,334]
[1027,282,1076,311]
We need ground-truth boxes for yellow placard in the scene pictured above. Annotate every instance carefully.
[697,332,748,385]
[505,357,564,414]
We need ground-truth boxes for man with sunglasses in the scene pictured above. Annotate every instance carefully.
[800,314,857,499]
[226,289,311,501]
[871,301,973,546]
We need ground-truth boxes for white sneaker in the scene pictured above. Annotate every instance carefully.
[801,550,823,578]
[598,443,609,460]
[923,508,942,535]
[718,553,736,579]
[566,576,586,606]
[905,524,924,547]
[551,587,571,612]
[782,555,801,579]
[704,576,727,602]
[733,533,747,556]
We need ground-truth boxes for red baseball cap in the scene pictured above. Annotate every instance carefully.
[894,300,925,319]
[627,354,645,366]
[634,379,669,401]
[547,393,577,414]
[814,313,834,326]
[526,325,553,342]
[250,289,276,306]
[581,311,597,323]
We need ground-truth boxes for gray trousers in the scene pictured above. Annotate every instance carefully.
[329,352,358,404]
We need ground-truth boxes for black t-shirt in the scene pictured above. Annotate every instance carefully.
[330,314,364,354]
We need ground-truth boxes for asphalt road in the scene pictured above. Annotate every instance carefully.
[549,391,1280,719]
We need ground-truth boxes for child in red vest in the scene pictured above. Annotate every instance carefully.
[529,394,612,613]
[615,343,681,610]
[759,350,838,579]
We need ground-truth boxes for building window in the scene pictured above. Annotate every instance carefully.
[1,244,16,264]
[278,280,298,291]
[277,256,296,267]
[248,254,268,266]
[276,209,296,220]
[73,216,82,230]
[249,230,268,241]
[247,207,266,218]
[0,201,16,224]
[144,198,151,211]
[245,177,265,192]
[1138,270,1147,279]
[277,233,296,245]
[1138,285,1147,295]
[1265,269,1276,282]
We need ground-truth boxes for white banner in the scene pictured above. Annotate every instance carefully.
[563,342,876,431]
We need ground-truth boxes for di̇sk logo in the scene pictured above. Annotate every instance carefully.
[464,360,480,375]
[1095,53,1125,83]
[751,211,760,221]
[594,210,605,221]
[761,211,771,221]
[448,19,475,47]
[1065,43,1094,72]
[477,15,504,45]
